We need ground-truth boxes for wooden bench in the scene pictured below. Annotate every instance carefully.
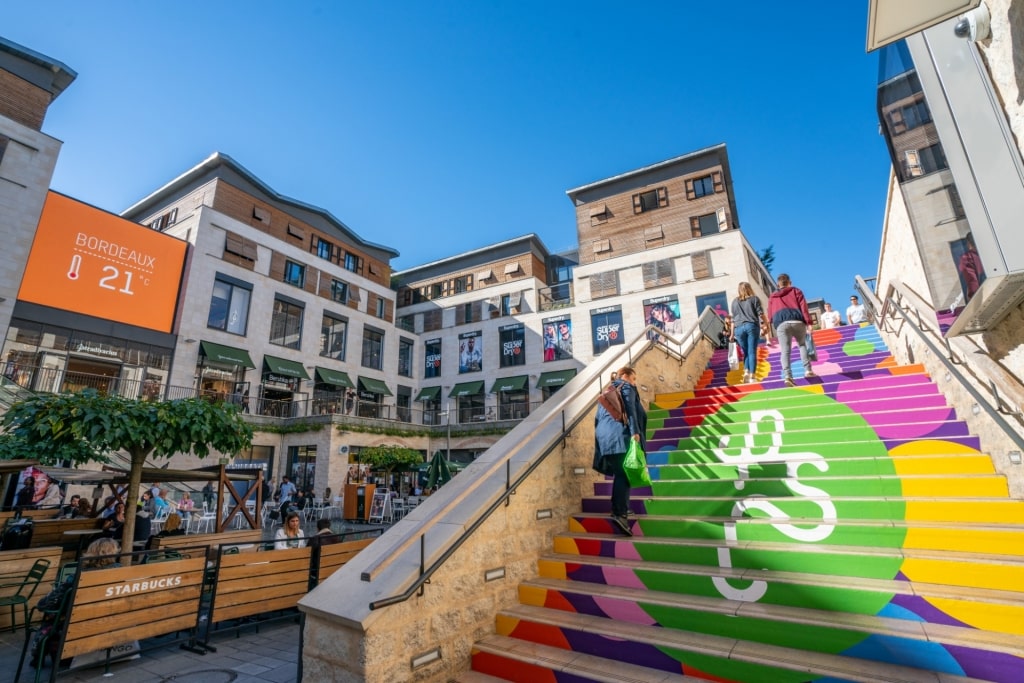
[150,529,265,560]
[0,546,62,629]
[59,555,207,660]
[206,544,312,626]
[315,537,375,585]
[0,508,62,526]
[28,517,102,549]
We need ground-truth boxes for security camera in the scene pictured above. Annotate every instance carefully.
[954,2,991,42]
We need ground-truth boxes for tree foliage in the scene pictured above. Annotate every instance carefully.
[357,445,423,473]
[758,245,776,275]
[0,390,253,560]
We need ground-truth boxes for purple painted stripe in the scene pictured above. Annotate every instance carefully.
[561,628,685,674]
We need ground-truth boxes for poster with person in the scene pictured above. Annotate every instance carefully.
[542,315,573,361]
[590,305,624,355]
[642,295,683,342]
[424,338,442,378]
[695,291,730,319]
[499,323,525,367]
[458,331,483,373]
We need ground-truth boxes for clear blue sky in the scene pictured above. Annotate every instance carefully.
[7,1,890,313]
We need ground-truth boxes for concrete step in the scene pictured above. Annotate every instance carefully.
[470,634,698,682]
[496,603,1000,683]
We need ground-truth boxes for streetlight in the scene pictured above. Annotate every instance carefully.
[445,399,451,465]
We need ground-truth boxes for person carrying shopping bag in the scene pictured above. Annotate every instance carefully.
[592,366,647,536]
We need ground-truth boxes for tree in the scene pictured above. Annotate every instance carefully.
[0,389,253,560]
[358,445,423,478]
[758,245,775,275]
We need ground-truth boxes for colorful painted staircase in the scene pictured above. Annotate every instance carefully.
[466,323,1024,683]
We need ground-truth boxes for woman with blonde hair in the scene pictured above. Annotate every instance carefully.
[82,537,121,569]
[730,281,770,384]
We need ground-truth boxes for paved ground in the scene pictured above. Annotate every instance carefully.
[0,518,387,683]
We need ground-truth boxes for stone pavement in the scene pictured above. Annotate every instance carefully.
[0,617,301,682]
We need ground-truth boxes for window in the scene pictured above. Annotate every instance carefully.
[344,252,362,274]
[501,295,512,317]
[888,98,932,134]
[207,276,252,335]
[632,186,668,213]
[643,259,674,289]
[149,208,178,231]
[904,144,948,177]
[252,206,271,225]
[692,251,712,280]
[691,213,719,237]
[330,279,348,304]
[269,298,303,349]
[287,224,305,240]
[320,314,347,360]
[589,271,618,299]
[397,315,415,332]
[398,337,413,377]
[422,309,442,332]
[361,326,385,370]
[315,237,333,261]
[463,302,474,324]
[376,297,386,318]
[283,260,305,288]
[224,232,257,261]
[454,275,471,293]
[692,175,714,198]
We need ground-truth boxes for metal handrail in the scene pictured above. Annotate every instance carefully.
[365,309,721,610]
[856,275,1024,451]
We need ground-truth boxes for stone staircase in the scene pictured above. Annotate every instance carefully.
[463,323,1024,682]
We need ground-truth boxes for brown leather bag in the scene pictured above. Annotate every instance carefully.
[597,383,628,424]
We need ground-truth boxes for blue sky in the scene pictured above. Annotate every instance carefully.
[7,1,890,313]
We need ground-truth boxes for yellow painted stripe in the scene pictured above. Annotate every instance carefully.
[495,613,520,636]
[518,584,548,607]
[553,536,581,555]
[924,598,1024,636]
[900,477,1008,497]
[567,517,587,534]
[904,526,1024,556]
[891,455,994,475]
[652,391,695,409]
[537,559,567,580]
[905,500,1024,524]
[901,557,1024,592]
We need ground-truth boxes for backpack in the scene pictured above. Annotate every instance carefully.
[597,383,628,424]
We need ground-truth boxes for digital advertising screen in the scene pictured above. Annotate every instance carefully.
[18,192,188,333]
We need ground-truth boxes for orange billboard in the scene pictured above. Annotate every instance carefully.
[18,192,188,333]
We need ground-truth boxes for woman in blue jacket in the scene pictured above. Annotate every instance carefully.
[593,366,647,536]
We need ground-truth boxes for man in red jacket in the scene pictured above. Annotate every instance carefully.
[767,273,816,387]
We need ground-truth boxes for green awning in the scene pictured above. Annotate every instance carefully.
[415,386,441,401]
[449,380,484,397]
[263,355,310,380]
[537,369,577,388]
[200,340,255,368]
[490,375,529,393]
[358,376,393,396]
[315,367,353,388]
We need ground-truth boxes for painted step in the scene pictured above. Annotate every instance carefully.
[641,474,1008,498]
[549,532,1024,593]
[496,604,999,683]
[519,577,1024,680]
[536,550,1024,639]
[568,512,1024,557]
[456,671,516,683]
[470,634,700,682]
[583,494,1024,524]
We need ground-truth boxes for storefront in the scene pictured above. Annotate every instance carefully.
[197,340,254,406]
[449,380,485,423]
[536,368,577,401]
[312,366,353,415]
[3,304,175,400]
[356,376,392,419]
[491,374,529,420]
[416,385,442,425]
[261,354,309,417]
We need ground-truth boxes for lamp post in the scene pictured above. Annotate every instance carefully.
[445,399,452,465]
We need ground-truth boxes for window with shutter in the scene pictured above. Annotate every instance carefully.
[904,150,923,177]
[592,239,611,254]
[717,207,729,232]
[224,233,256,262]
[287,224,305,240]
[644,226,664,242]
[712,171,724,194]
[422,309,442,332]
[252,206,271,225]
[642,259,674,289]
[690,217,702,239]
[589,271,618,299]
[887,108,906,134]
[691,251,712,280]
[504,262,521,275]
[685,178,696,200]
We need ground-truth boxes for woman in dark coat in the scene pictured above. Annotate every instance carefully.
[593,365,647,536]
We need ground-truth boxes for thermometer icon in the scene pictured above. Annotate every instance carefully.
[67,254,81,280]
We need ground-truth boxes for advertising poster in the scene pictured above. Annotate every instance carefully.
[590,305,624,355]
[695,291,730,318]
[19,192,188,333]
[542,315,573,361]
[642,295,683,342]
[458,330,482,373]
[499,323,525,368]
[424,338,442,378]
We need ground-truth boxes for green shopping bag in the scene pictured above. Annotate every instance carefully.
[623,439,652,488]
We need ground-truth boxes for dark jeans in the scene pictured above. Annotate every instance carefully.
[606,452,630,517]
[734,322,760,375]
